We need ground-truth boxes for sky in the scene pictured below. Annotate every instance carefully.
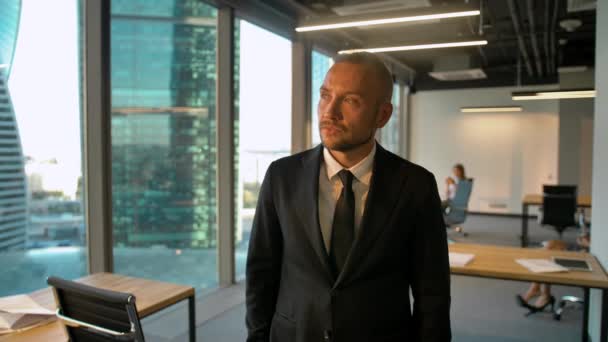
[9,0,82,198]
[238,20,292,153]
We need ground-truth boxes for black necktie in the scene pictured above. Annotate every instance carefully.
[330,170,355,277]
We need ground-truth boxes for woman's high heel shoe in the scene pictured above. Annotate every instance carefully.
[523,296,556,317]
[516,294,529,308]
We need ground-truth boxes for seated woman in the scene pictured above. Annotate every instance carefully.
[442,163,467,211]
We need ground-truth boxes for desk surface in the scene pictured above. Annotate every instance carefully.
[450,243,608,289]
[523,194,592,207]
[0,272,194,342]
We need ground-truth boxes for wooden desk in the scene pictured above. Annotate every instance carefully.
[0,273,196,342]
[521,194,592,247]
[450,243,608,342]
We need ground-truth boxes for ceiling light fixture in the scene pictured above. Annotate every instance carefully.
[557,65,588,73]
[460,106,523,113]
[338,40,488,54]
[512,89,595,100]
[295,10,480,32]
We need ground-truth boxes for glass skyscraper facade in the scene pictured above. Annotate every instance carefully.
[111,0,219,288]
[0,0,28,252]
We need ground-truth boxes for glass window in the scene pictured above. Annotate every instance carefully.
[1,0,86,296]
[111,0,218,290]
[380,83,401,155]
[234,19,292,281]
[311,50,333,147]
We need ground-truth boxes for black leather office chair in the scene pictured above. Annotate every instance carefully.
[541,185,578,239]
[47,276,145,341]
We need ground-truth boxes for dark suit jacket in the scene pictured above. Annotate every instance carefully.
[246,144,451,342]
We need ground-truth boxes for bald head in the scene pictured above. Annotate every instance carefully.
[333,52,393,103]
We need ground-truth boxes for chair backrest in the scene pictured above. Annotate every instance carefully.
[541,185,577,230]
[445,178,474,224]
[47,276,145,342]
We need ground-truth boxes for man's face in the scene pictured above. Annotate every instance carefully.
[318,62,392,152]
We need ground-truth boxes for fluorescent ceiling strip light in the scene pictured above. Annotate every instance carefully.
[513,94,595,100]
[536,90,595,96]
[339,40,487,54]
[296,10,480,32]
[461,106,522,113]
[512,90,595,100]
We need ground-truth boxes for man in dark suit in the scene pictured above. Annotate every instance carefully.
[246,52,451,342]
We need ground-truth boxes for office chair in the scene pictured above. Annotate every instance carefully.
[541,185,578,239]
[47,276,145,342]
[444,178,474,237]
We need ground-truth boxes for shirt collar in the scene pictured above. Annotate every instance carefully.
[323,142,376,186]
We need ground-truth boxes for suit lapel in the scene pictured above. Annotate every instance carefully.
[294,145,335,282]
[333,144,409,287]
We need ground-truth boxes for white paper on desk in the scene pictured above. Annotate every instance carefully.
[516,259,569,273]
[449,252,475,267]
[0,294,55,334]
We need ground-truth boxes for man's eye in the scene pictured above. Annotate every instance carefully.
[320,93,330,100]
[345,97,358,105]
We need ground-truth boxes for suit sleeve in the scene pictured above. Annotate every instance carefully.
[245,162,283,342]
[409,172,452,341]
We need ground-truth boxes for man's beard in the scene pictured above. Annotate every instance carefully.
[321,128,375,152]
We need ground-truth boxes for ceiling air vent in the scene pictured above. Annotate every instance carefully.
[429,54,486,81]
[331,0,431,16]
[567,0,596,12]
[429,69,487,81]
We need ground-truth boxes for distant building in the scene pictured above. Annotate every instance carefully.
[0,0,28,252]
[111,0,219,249]
[27,198,84,247]
[27,173,44,193]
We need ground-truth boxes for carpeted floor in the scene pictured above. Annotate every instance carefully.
[146,215,588,341]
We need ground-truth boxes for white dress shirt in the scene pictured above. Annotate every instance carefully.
[318,143,376,252]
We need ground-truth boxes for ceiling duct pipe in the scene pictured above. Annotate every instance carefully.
[507,0,534,77]
[526,0,544,76]
[550,0,560,74]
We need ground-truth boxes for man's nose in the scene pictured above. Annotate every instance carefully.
[321,98,341,120]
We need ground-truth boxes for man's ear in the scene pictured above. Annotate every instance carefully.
[376,102,393,129]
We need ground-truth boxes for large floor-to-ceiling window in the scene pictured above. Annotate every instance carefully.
[380,83,401,155]
[311,50,333,147]
[111,0,218,290]
[234,19,292,280]
[1,0,86,296]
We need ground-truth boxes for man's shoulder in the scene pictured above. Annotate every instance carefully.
[380,147,434,181]
[270,146,321,171]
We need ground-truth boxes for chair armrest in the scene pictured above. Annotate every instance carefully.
[56,308,135,337]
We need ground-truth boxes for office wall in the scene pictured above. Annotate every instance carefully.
[410,86,560,215]
[558,70,595,197]
[589,0,607,339]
